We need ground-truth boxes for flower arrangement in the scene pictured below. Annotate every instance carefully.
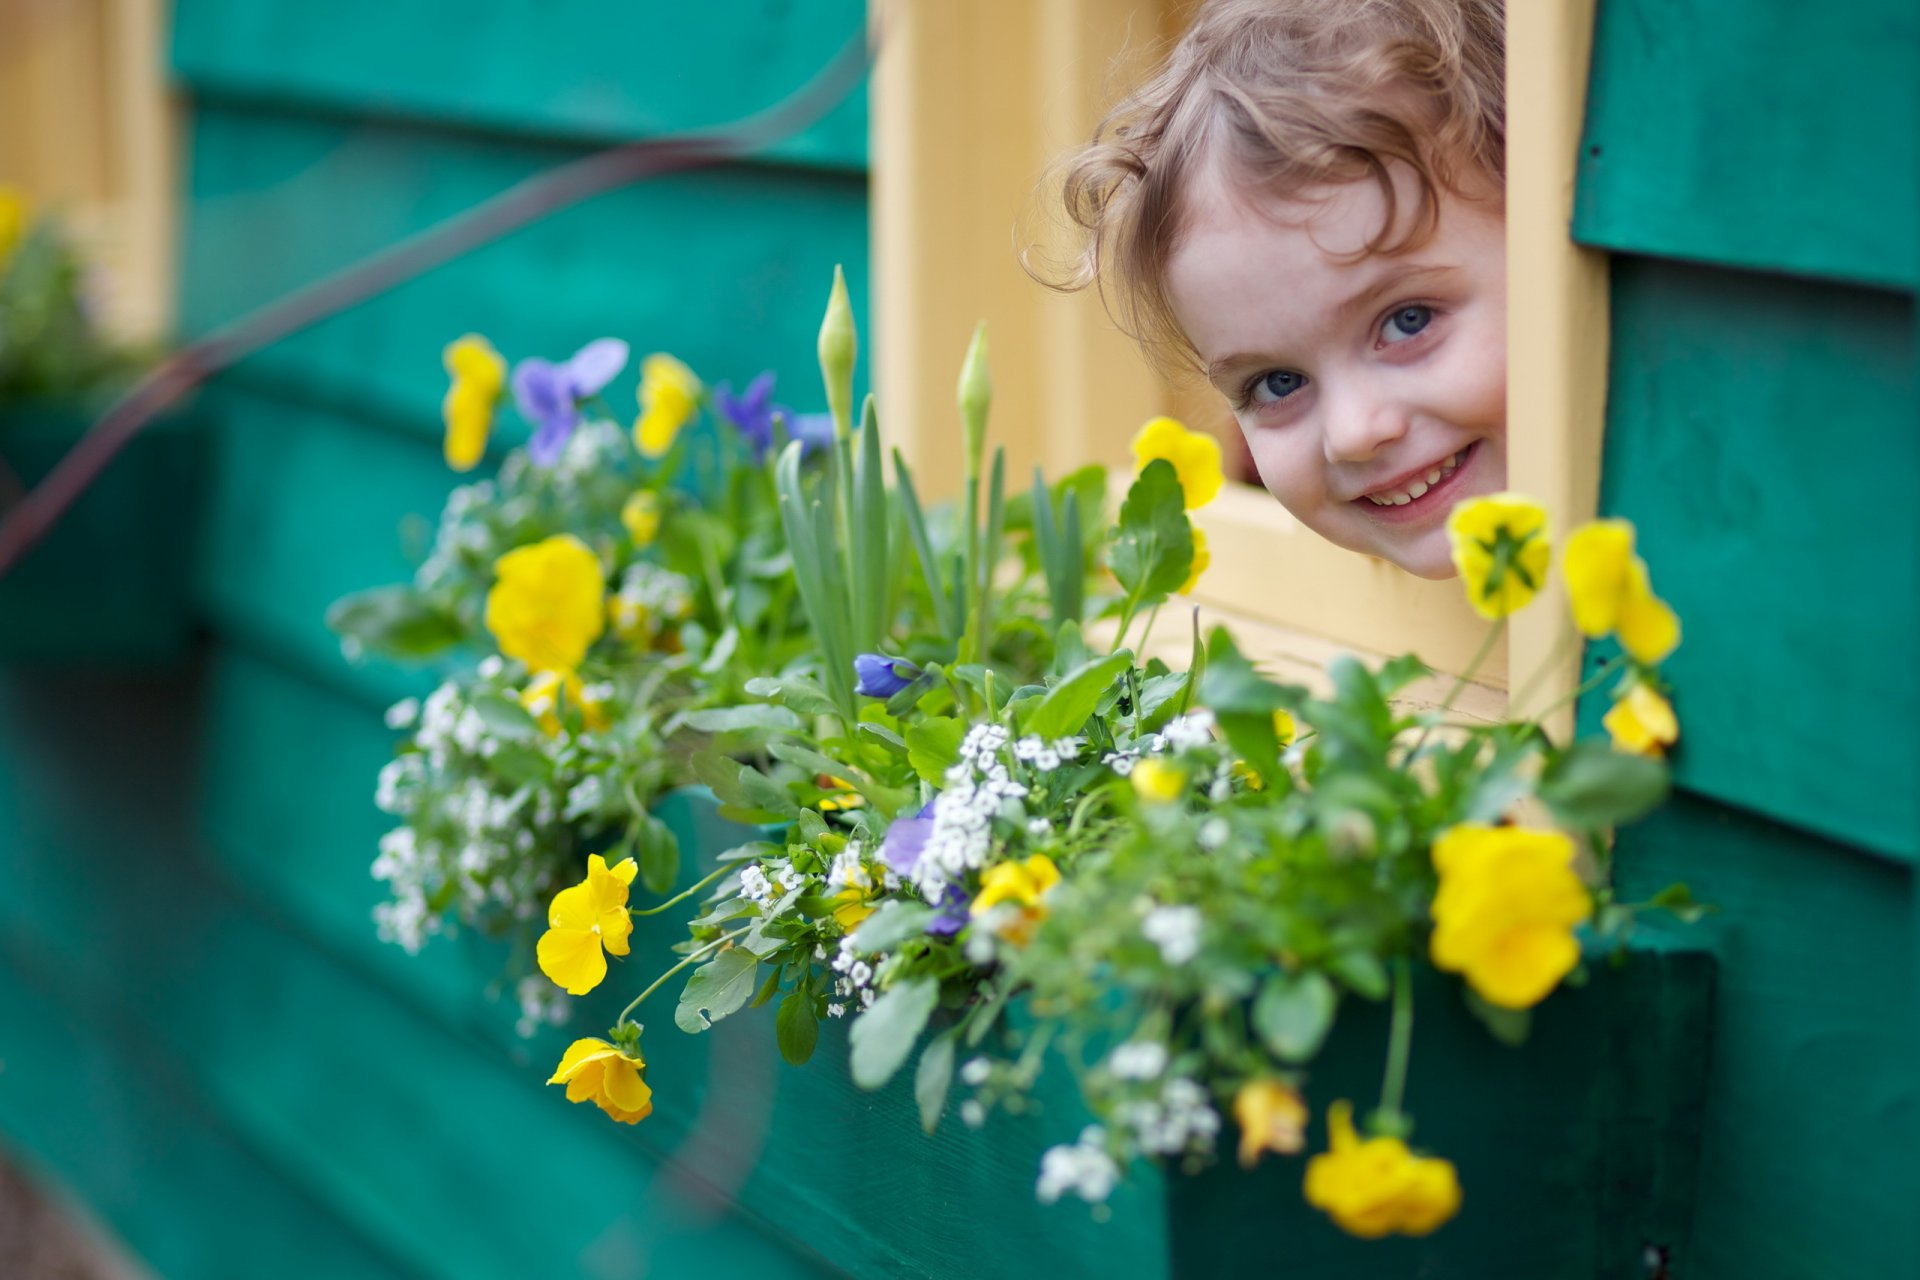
[334,270,1701,1238]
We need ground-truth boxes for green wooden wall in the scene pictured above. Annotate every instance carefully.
[0,2,881,1275]
[1575,1,1919,1275]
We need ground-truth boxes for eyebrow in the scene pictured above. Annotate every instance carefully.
[1203,263,1461,388]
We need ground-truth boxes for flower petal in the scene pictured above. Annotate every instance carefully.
[565,338,630,396]
[537,927,608,996]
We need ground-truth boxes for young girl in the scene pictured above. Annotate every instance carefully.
[1056,0,1506,580]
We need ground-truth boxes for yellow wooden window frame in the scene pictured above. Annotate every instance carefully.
[871,0,1607,728]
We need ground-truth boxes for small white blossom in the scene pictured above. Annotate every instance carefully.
[477,656,504,679]
[1161,710,1217,752]
[384,697,420,730]
[960,1100,987,1129]
[960,1057,993,1086]
[827,1002,847,1018]
[1197,817,1231,850]
[1108,1040,1169,1081]
[740,865,775,906]
[1036,1128,1120,1204]
[1142,904,1204,965]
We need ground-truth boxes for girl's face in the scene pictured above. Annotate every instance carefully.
[1163,163,1507,579]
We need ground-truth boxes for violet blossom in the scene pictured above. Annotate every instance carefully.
[713,370,836,461]
[512,338,629,465]
[854,653,920,699]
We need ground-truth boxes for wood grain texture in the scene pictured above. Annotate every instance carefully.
[170,0,869,171]
[1574,0,1916,289]
[1595,258,1917,861]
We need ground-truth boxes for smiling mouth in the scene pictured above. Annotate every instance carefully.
[1352,442,1477,518]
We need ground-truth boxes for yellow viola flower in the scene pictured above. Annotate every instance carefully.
[1273,709,1296,747]
[1131,758,1188,804]
[485,534,607,672]
[548,1037,653,1124]
[831,888,876,930]
[972,854,1061,944]
[536,854,638,995]
[440,335,508,472]
[1131,416,1224,510]
[1179,524,1210,595]
[1563,519,1681,665]
[621,490,663,547]
[1604,682,1679,759]
[634,353,702,458]
[0,185,30,269]
[1234,1078,1308,1166]
[1429,824,1592,1010]
[1303,1101,1461,1238]
[519,668,611,736]
[1446,493,1551,620]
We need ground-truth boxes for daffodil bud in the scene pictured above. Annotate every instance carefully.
[818,264,858,438]
[956,320,991,476]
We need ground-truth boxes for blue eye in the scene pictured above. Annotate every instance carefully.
[1382,305,1433,343]
[1249,369,1308,404]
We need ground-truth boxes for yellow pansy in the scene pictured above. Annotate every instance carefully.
[1131,758,1188,804]
[1563,519,1681,665]
[1273,710,1296,746]
[1604,682,1679,759]
[1131,416,1224,510]
[1303,1101,1461,1238]
[536,854,638,995]
[440,335,508,472]
[1429,824,1592,1010]
[0,185,30,269]
[621,490,663,547]
[831,888,876,930]
[519,668,611,736]
[485,534,606,672]
[1234,1078,1308,1166]
[1179,524,1210,595]
[548,1037,652,1124]
[972,854,1062,944]
[634,353,702,458]
[1446,493,1551,620]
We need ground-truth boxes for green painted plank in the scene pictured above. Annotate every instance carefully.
[179,104,869,439]
[0,665,836,1280]
[1608,793,1918,1280]
[1593,258,1918,861]
[0,964,407,1280]
[1575,0,1916,289]
[170,0,868,172]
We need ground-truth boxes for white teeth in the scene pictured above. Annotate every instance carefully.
[1406,480,1429,500]
[1426,468,1443,485]
[1362,447,1469,507]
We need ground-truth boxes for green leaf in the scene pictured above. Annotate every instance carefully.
[776,990,821,1065]
[915,1028,959,1135]
[633,812,681,897]
[1648,881,1714,924]
[470,692,540,742]
[1326,951,1391,1001]
[744,674,842,720]
[1538,740,1670,828]
[849,977,940,1089]
[326,586,465,661]
[852,900,936,952]
[905,716,966,785]
[691,751,799,821]
[1375,653,1434,697]
[1109,459,1193,605]
[674,947,760,1033]
[1051,618,1090,679]
[1464,988,1532,1047]
[1023,652,1133,741]
[1199,627,1297,715]
[675,704,805,736]
[486,743,550,786]
[1252,971,1337,1062]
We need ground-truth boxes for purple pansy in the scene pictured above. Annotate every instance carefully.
[879,803,935,878]
[926,886,971,938]
[713,370,838,461]
[854,653,920,699]
[512,338,629,465]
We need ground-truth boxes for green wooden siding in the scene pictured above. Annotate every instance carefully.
[1577,0,1919,1274]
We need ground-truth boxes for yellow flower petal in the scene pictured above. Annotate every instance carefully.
[537,927,608,996]
[444,334,507,396]
[621,490,663,547]
[1604,683,1679,758]
[1234,1079,1308,1166]
[549,1038,652,1124]
[831,888,876,930]
[1303,1101,1462,1238]
[1131,416,1224,510]
[1446,493,1551,619]
[1616,579,1681,666]
[1178,524,1210,595]
[634,354,702,459]
[1131,758,1188,804]
[485,534,607,672]
[1429,824,1590,1010]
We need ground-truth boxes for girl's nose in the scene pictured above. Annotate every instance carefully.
[1322,389,1412,464]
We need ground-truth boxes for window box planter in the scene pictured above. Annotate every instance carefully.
[0,401,202,665]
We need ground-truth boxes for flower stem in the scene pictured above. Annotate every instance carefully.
[616,924,753,1028]
[1408,619,1504,761]
[1379,957,1415,1121]
[628,864,734,917]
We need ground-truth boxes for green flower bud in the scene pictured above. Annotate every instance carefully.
[818,264,858,438]
[956,320,991,477]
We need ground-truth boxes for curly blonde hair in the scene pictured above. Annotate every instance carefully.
[1049,0,1505,362]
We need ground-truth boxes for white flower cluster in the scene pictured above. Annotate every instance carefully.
[1141,903,1205,965]
[371,827,442,954]
[825,843,871,895]
[1036,1127,1122,1205]
[1159,710,1217,752]
[739,863,777,906]
[553,419,625,482]
[514,973,571,1039]
[1107,1040,1169,1081]
[828,934,877,1016]
[1011,734,1084,772]
[912,724,1031,902]
[611,562,694,625]
[1115,1077,1220,1158]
